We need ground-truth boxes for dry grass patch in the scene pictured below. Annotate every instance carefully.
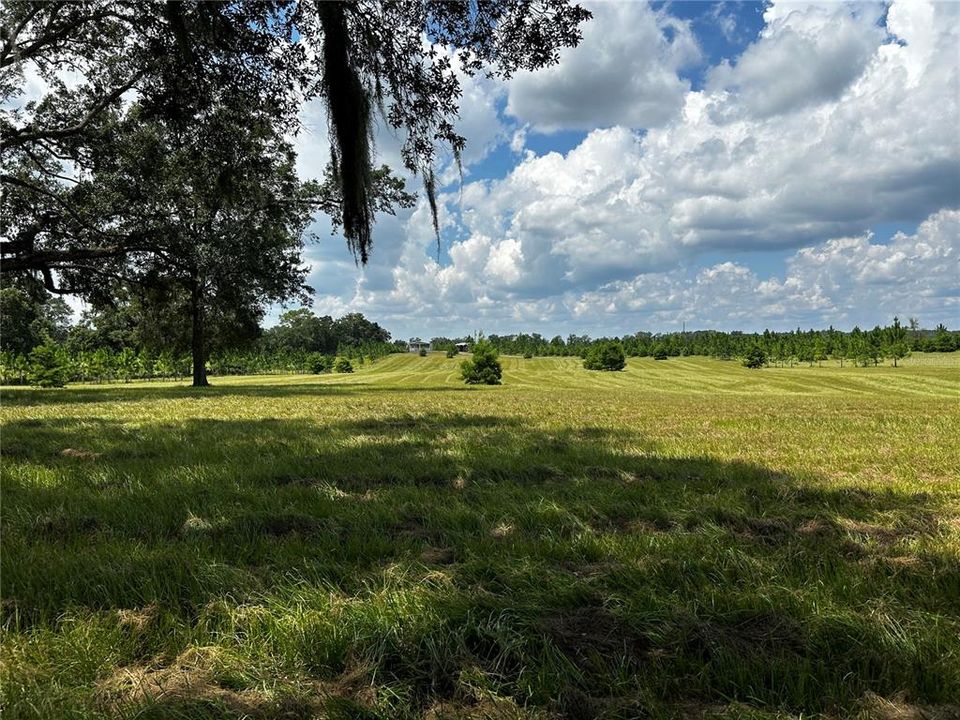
[855,691,960,720]
[95,647,276,716]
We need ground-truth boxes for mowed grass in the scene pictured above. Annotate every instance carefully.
[2,353,959,719]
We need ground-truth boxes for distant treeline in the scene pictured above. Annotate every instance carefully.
[2,280,958,387]
[434,319,959,366]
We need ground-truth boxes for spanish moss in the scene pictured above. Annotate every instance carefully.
[424,167,440,260]
[318,2,375,264]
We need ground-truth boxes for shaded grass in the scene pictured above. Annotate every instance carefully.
[2,354,959,719]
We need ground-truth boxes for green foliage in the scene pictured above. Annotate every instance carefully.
[333,357,353,373]
[445,349,458,358]
[306,353,333,374]
[0,286,71,355]
[419,348,428,357]
[460,340,502,385]
[474,319,959,366]
[26,343,67,388]
[742,345,768,369]
[583,341,625,371]
[523,351,533,359]
[3,1,591,275]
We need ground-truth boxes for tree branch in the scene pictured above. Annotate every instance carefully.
[3,68,144,149]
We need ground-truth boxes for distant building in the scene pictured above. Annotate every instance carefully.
[455,342,470,353]
[408,337,431,353]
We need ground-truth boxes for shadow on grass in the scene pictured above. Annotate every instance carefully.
[2,412,958,717]
[0,379,472,407]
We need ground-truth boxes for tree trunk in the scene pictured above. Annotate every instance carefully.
[190,275,209,387]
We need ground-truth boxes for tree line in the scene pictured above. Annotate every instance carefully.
[436,318,959,366]
[3,281,957,387]
[0,285,394,386]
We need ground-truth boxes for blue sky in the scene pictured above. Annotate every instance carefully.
[290,0,959,340]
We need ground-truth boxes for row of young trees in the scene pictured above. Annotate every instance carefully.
[468,319,958,366]
[0,343,387,388]
[0,288,395,386]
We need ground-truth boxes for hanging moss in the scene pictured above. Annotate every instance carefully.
[318,3,375,264]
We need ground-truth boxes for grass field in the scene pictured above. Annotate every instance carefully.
[2,353,959,719]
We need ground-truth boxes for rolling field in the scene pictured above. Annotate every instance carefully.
[2,353,959,719]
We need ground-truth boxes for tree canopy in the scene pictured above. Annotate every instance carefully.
[2,0,592,283]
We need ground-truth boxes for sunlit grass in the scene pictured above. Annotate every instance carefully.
[2,353,959,719]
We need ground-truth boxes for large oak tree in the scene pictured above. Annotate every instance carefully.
[1,1,591,384]
[68,96,320,386]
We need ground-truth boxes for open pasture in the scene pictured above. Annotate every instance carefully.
[2,354,959,719]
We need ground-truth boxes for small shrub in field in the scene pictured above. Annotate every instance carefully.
[743,345,768,369]
[307,353,332,374]
[652,344,669,360]
[27,343,67,387]
[419,348,428,357]
[523,351,533,359]
[583,341,626,371]
[334,357,353,373]
[446,349,458,358]
[460,340,502,385]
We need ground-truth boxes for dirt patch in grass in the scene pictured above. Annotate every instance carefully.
[425,696,549,719]
[421,547,456,565]
[856,691,960,720]
[59,447,102,460]
[840,519,906,544]
[180,512,333,539]
[271,473,315,486]
[837,517,937,548]
[1,444,30,459]
[681,610,807,658]
[673,700,743,719]
[540,607,649,664]
[32,511,100,539]
[556,560,623,581]
[394,516,441,542]
[591,510,676,535]
[709,511,793,545]
[241,512,330,537]
[583,465,637,482]
[2,597,19,617]
[469,465,567,485]
[796,518,837,537]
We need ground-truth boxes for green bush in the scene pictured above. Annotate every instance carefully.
[523,351,533,359]
[307,352,332,374]
[742,345,767,369]
[583,341,626,371]
[460,340,502,385]
[27,343,68,388]
[652,344,669,361]
[333,357,353,373]
[445,349,458,359]
[419,348,428,357]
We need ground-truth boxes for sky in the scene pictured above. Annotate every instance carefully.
[291,0,960,340]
